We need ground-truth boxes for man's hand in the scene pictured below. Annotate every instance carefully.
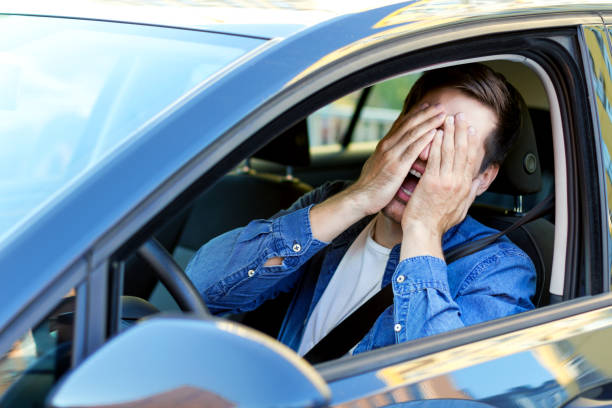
[400,113,480,260]
[308,103,446,244]
[346,103,446,216]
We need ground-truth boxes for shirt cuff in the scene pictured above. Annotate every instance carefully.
[392,256,449,295]
[272,204,327,258]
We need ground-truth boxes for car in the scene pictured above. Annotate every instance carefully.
[2,0,612,406]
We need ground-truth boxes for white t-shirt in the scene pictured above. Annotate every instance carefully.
[297,218,391,356]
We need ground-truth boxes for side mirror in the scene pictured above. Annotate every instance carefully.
[48,316,330,407]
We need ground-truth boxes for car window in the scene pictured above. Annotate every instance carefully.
[308,74,420,154]
[0,15,264,245]
[0,289,76,406]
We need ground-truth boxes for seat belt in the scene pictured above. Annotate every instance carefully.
[303,194,554,364]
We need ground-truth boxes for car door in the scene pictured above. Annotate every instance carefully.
[39,4,612,408]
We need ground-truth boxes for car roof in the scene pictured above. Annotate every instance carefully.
[2,0,612,344]
[4,0,612,39]
[1,0,404,39]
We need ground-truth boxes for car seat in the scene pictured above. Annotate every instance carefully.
[470,101,554,307]
[171,119,313,269]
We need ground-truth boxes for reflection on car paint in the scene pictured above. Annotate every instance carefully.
[373,0,612,29]
[585,25,612,282]
[329,302,612,406]
[290,0,603,85]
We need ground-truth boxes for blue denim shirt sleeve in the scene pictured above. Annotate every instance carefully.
[395,246,535,341]
[352,244,535,354]
[186,205,327,314]
[184,181,353,314]
[392,256,461,340]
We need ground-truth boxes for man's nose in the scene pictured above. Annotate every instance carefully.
[419,140,433,161]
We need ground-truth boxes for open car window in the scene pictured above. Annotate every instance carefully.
[113,58,559,364]
[308,73,421,151]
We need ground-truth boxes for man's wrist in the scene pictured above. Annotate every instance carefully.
[400,221,444,260]
[338,186,372,218]
[310,189,370,242]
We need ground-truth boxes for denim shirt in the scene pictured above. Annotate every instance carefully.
[186,180,536,354]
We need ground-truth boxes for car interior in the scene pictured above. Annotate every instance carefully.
[0,58,559,406]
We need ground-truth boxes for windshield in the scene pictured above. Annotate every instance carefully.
[0,15,264,241]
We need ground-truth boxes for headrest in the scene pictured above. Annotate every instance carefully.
[253,119,310,167]
[488,101,541,195]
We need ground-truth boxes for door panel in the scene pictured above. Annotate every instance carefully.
[328,305,612,407]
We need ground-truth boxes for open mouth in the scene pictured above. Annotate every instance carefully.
[396,168,422,203]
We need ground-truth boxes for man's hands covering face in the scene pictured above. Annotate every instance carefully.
[400,113,480,260]
[307,103,446,246]
[347,103,445,216]
[307,102,481,256]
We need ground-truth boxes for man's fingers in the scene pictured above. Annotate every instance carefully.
[392,110,445,152]
[425,129,443,176]
[440,115,455,174]
[381,104,445,151]
[464,126,479,178]
[453,113,468,173]
[397,104,445,139]
[404,102,430,117]
[400,127,436,164]
[383,103,432,144]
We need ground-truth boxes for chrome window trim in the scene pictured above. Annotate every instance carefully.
[598,12,612,25]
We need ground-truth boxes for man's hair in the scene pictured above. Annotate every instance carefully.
[402,63,522,172]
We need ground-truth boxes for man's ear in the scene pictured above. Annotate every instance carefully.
[475,163,499,196]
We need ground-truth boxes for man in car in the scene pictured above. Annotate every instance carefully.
[186,63,536,357]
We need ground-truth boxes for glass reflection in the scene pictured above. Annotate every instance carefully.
[330,307,612,406]
[0,15,262,242]
[586,26,612,282]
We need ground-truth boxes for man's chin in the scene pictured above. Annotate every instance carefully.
[381,197,407,225]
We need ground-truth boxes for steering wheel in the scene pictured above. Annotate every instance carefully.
[137,238,209,317]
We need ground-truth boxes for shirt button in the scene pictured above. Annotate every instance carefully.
[292,243,302,252]
[247,269,255,277]
[396,275,405,283]
[394,324,402,332]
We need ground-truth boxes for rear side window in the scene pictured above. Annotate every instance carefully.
[0,289,76,407]
[308,74,420,152]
